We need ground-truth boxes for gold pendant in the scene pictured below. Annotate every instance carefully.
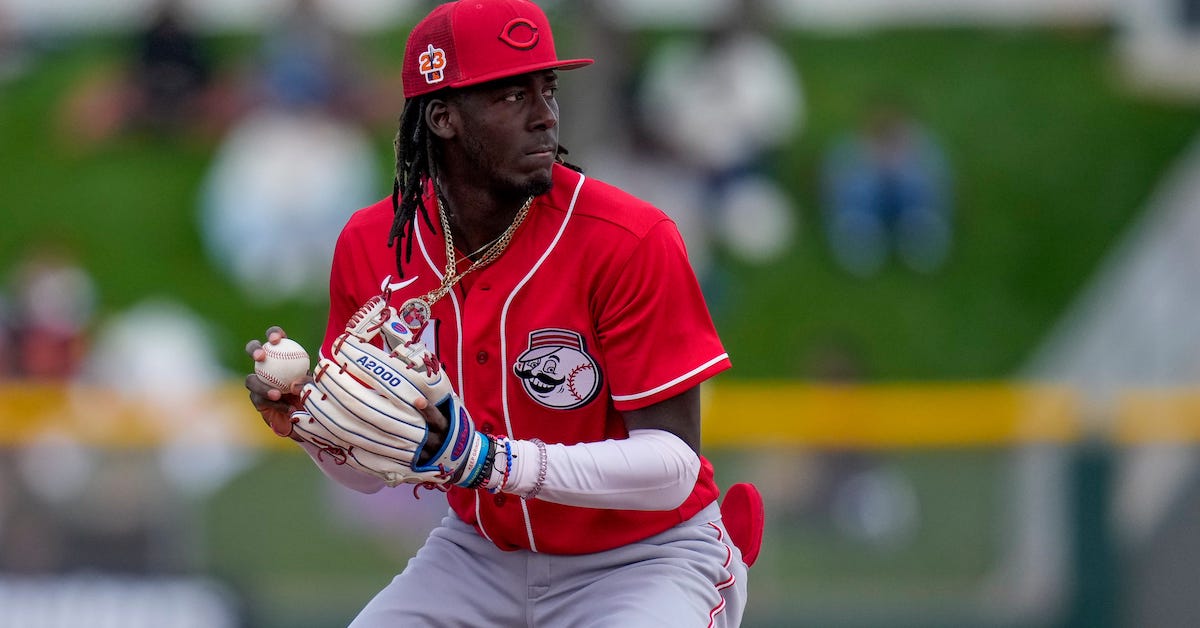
[399,298,432,332]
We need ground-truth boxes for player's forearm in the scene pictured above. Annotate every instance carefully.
[485,429,700,511]
[299,441,386,494]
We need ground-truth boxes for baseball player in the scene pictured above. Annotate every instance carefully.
[246,1,761,625]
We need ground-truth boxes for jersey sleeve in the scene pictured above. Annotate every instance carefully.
[595,219,730,411]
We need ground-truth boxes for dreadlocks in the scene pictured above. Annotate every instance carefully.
[387,92,584,279]
[388,95,438,279]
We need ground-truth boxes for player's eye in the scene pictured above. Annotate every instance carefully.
[503,91,524,103]
[543,86,558,98]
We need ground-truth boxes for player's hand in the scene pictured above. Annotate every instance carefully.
[245,326,311,441]
[409,393,450,470]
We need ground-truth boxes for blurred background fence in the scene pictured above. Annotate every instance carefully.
[2,0,1200,626]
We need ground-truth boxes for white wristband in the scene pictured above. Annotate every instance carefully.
[500,429,700,511]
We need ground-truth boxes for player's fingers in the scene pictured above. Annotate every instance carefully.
[258,405,298,438]
[288,374,314,396]
[419,399,448,435]
[245,373,283,402]
[245,372,270,398]
[248,325,291,360]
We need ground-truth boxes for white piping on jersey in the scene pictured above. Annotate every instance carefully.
[416,216,496,544]
[414,220,467,396]
[500,171,587,553]
[610,353,730,403]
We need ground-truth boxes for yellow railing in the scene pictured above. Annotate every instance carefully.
[1114,388,1200,444]
[0,381,1198,448]
[0,382,279,448]
[703,382,1080,447]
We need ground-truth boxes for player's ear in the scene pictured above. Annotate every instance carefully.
[425,98,456,140]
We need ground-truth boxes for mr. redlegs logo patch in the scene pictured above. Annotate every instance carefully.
[514,329,601,410]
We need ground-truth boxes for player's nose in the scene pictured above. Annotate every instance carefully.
[528,94,558,131]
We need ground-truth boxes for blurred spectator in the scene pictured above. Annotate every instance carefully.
[634,0,802,304]
[751,334,920,551]
[1,241,98,569]
[0,293,14,379]
[81,298,251,500]
[198,0,379,304]
[58,0,234,145]
[822,98,953,277]
[0,299,253,575]
[7,239,97,380]
[255,0,369,119]
[0,4,33,83]
[199,109,377,304]
[802,337,919,550]
[1186,0,1200,31]
[637,0,803,200]
[131,0,214,132]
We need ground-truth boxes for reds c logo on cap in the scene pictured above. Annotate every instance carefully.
[514,328,601,410]
[418,43,447,85]
[498,17,539,50]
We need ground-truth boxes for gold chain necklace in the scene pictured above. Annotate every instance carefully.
[397,196,533,331]
[462,230,507,262]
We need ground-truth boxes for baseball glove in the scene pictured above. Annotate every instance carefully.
[290,296,493,489]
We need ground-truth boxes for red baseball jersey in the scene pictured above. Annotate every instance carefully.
[322,164,730,554]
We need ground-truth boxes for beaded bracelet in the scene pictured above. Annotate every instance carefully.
[524,438,548,501]
[499,438,514,491]
[485,436,509,494]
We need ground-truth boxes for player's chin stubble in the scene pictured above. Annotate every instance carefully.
[460,138,552,198]
[486,170,552,200]
[521,172,553,198]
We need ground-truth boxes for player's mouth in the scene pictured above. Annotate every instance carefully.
[526,145,556,159]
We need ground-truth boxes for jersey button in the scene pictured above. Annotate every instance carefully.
[480,423,494,434]
[493,494,507,507]
[476,351,488,364]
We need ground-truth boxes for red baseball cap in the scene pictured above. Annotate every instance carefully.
[402,0,593,99]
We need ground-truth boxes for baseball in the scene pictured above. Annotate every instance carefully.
[255,337,311,392]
